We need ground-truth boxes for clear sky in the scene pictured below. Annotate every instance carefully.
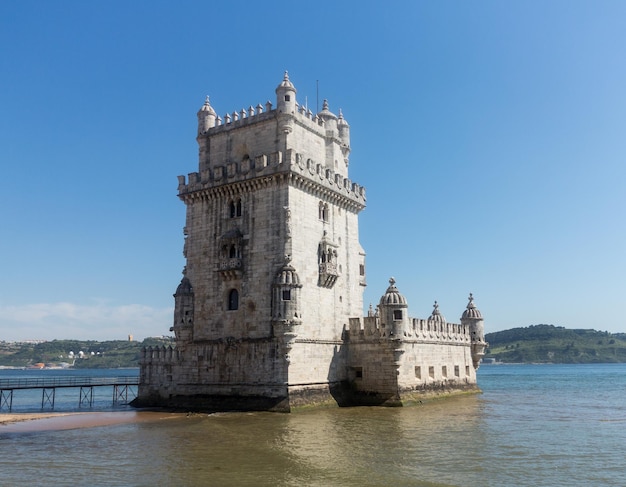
[1,1,625,341]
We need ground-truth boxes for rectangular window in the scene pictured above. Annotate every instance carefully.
[353,367,363,379]
[454,365,460,377]
[466,365,470,376]
[359,264,365,276]
[282,289,291,301]
[428,366,435,379]
[442,366,447,378]
[415,366,421,379]
[393,310,402,321]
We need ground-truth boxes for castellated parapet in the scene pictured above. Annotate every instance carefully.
[134,73,486,412]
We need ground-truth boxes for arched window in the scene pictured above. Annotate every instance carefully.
[228,198,242,218]
[318,202,329,222]
[229,245,237,258]
[228,289,239,310]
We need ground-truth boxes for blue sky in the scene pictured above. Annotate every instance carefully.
[1,1,625,341]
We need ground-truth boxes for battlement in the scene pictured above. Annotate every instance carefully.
[178,148,366,209]
[139,345,181,365]
[348,316,471,343]
[200,101,334,134]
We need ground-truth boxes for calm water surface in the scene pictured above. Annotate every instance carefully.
[1,364,625,486]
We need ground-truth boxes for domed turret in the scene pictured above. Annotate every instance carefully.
[428,301,446,326]
[272,257,303,323]
[197,96,216,134]
[171,275,194,343]
[460,293,487,369]
[275,71,297,114]
[378,278,409,338]
[337,108,351,151]
[317,99,338,131]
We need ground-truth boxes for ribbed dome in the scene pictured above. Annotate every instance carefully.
[428,301,446,324]
[276,71,296,92]
[198,96,216,115]
[317,99,338,121]
[379,277,407,306]
[275,264,301,286]
[175,277,193,296]
[462,293,482,319]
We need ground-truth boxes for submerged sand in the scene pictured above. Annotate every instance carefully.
[0,410,187,432]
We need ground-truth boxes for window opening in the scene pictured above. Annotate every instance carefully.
[228,289,239,310]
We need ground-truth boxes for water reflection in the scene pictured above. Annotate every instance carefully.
[129,395,488,487]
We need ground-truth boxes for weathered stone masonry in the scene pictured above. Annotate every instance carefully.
[133,73,488,412]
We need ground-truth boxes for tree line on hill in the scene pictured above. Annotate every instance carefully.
[0,337,174,369]
[485,324,626,363]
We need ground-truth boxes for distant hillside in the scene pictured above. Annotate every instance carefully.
[485,324,626,363]
[0,337,175,369]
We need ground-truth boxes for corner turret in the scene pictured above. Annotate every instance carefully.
[170,274,194,344]
[337,109,351,158]
[317,99,338,131]
[197,96,216,134]
[378,277,409,338]
[461,293,487,369]
[275,71,297,114]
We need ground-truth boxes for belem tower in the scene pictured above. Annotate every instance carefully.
[133,72,488,412]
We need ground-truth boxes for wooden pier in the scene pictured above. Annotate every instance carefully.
[0,376,139,411]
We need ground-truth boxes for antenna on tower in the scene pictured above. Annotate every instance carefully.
[316,80,319,113]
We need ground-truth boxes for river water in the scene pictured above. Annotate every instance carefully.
[1,364,625,486]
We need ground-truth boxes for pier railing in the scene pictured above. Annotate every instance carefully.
[0,376,139,411]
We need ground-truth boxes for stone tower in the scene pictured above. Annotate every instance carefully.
[134,73,485,412]
[136,72,366,411]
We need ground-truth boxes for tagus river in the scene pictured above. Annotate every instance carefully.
[1,364,625,486]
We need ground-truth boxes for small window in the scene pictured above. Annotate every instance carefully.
[442,366,447,378]
[359,264,365,276]
[415,366,421,379]
[282,289,291,301]
[466,365,470,376]
[284,95,290,102]
[228,198,242,218]
[228,289,239,310]
[428,366,435,379]
[393,310,402,321]
[454,365,460,377]
[354,367,363,379]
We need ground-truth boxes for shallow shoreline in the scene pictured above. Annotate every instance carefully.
[0,410,189,433]
[0,412,77,425]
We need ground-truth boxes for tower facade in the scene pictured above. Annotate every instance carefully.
[135,73,485,412]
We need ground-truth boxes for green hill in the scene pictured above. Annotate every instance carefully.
[0,337,174,369]
[485,324,626,363]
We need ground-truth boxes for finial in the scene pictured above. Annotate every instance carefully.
[389,277,396,286]
[467,293,475,308]
[338,109,343,119]
[322,99,329,111]
[433,301,439,312]
[204,95,210,105]
[284,70,289,81]
[284,253,292,264]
